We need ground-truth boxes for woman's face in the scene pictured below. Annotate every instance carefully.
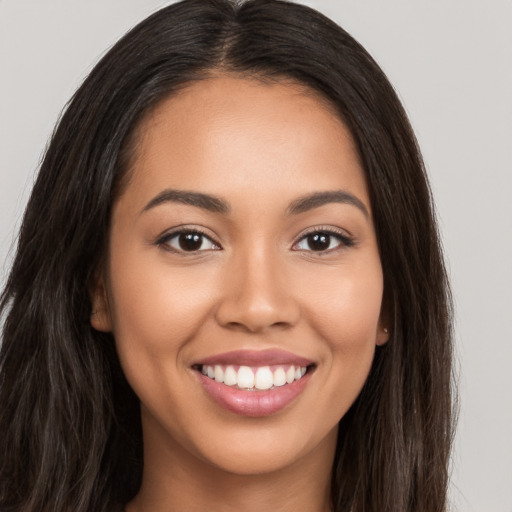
[92,76,388,476]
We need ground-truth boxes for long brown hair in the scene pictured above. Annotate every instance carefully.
[0,1,454,511]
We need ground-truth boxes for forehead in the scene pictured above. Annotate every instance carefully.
[120,75,369,215]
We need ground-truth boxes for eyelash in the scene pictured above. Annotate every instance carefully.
[292,227,355,254]
[156,227,220,254]
[156,226,355,255]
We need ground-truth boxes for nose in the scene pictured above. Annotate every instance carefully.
[214,247,300,333]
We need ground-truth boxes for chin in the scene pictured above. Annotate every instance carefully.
[183,418,339,478]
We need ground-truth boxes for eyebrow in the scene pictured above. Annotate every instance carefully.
[142,189,230,214]
[142,188,369,218]
[287,190,369,218]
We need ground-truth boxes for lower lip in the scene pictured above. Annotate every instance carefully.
[197,371,312,417]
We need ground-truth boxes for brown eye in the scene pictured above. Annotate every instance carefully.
[294,230,354,253]
[160,230,220,253]
[178,233,203,251]
[305,233,331,251]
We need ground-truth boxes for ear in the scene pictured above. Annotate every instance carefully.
[376,299,391,346]
[90,274,113,332]
[376,323,390,346]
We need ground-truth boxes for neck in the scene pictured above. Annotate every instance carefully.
[126,413,336,512]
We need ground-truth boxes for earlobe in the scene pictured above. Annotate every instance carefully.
[90,277,112,332]
[376,295,391,346]
[376,326,390,346]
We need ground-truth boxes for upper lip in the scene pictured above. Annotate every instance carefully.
[193,349,314,367]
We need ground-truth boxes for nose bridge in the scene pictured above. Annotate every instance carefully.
[215,240,299,332]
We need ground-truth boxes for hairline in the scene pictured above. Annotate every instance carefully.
[114,68,354,201]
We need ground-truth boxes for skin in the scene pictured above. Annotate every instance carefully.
[92,76,388,512]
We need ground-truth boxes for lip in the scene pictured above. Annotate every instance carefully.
[196,370,312,417]
[194,349,314,367]
[193,349,315,417]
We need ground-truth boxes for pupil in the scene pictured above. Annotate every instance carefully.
[308,233,330,251]
[179,233,202,251]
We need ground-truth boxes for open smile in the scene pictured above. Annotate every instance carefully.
[198,363,308,390]
[193,350,315,417]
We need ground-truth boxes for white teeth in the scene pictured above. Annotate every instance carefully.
[273,367,286,387]
[237,366,255,389]
[286,366,295,384]
[214,365,224,383]
[224,365,237,386]
[201,363,309,390]
[255,366,273,390]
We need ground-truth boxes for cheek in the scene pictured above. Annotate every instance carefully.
[106,254,223,436]
[109,252,214,342]
[304,263,383,425]
[301,256,384,370]
[106,249,221,396]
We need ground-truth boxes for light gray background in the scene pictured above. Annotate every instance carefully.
[1,1,511,511]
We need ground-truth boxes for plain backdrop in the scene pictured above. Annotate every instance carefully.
[1,1,511,511]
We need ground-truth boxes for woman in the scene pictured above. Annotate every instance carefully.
[0,0,454,511]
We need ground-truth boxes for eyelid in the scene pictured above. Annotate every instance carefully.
[154,224,354,255]
[156,225,222,253]
[292,225,355,253]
